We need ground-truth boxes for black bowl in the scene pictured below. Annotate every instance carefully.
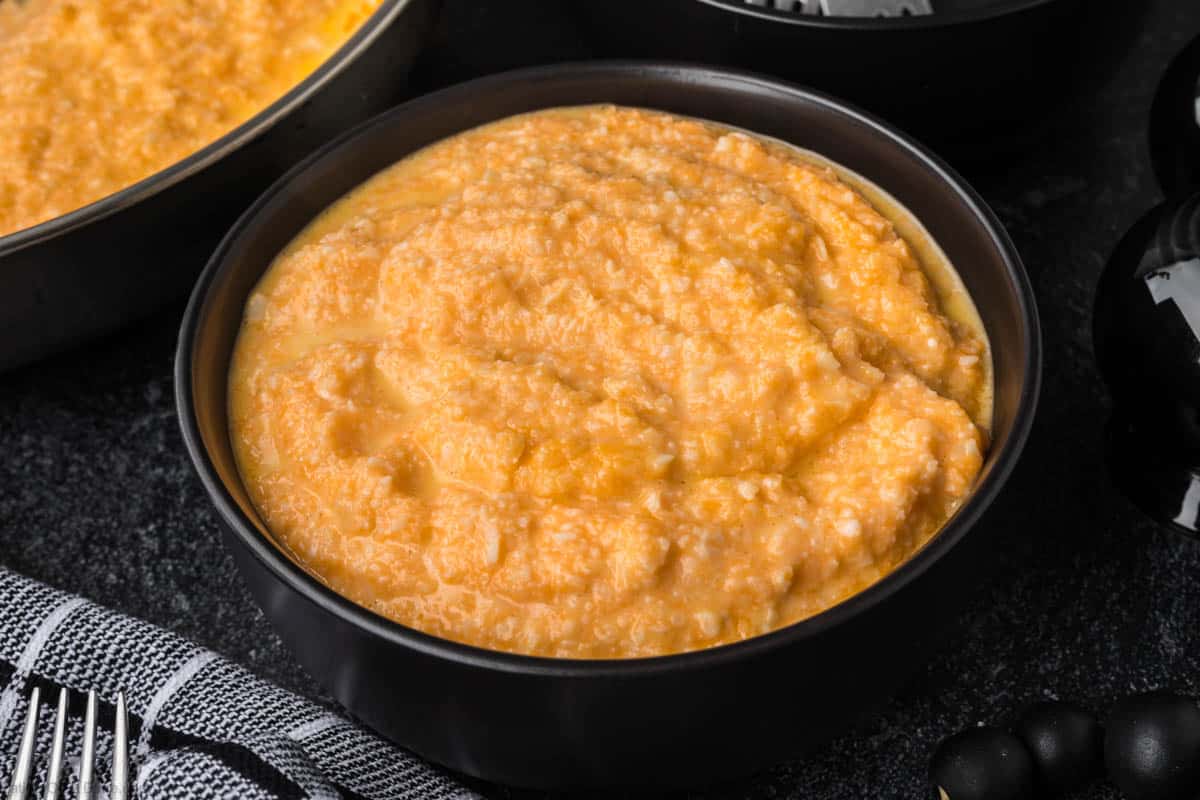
[572,0,1146,158]
[0,0,438,373]
[176,62,1041,790]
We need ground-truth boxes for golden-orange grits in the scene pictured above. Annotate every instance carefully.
[0,0,383,238]
[229,106,992,659]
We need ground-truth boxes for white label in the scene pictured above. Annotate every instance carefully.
[1145,257,1200,352]
[820,0,934,15]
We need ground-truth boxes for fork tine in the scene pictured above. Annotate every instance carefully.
[77,691,96,800]
[6,687,40,800]
[41,689,67,800]
[109,693,128,800]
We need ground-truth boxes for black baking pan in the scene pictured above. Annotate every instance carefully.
[176,62,1041,790]
[0,0,439,373]
[572,0,1146,158]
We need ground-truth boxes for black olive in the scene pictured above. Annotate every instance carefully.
[1013,701,1104,795]
[930,726,1035,800]
[1105,691,1200,800]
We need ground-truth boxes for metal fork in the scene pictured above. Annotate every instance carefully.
[6,688,128,800]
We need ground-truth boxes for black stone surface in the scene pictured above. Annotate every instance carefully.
[2,2,1199,798]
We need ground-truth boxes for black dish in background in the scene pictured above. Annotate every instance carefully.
[0,0,439,373]
[1094,195,1200,538]
[571,0,1146,159]
[1150,34,1200,198]
[176,63,1040,789]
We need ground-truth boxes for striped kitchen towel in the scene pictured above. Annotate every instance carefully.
[0,567,480,800]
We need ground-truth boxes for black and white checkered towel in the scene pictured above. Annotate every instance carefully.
[0,567,480,799]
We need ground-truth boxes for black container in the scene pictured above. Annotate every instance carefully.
[0,0,438,372]
[572,0,1145,157]
[1094,195,1200,537]
[176,63,1041,790]
[1150,34,1200,198]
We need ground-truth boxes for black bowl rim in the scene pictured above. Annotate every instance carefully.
[697,0,1057,30]
[0,0,421,260]
[176,60,1042,679]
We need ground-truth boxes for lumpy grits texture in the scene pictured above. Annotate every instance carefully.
[0,0,382,238]
[229,106,990,659]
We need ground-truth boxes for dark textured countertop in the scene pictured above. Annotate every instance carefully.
[2,2,1199,798]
